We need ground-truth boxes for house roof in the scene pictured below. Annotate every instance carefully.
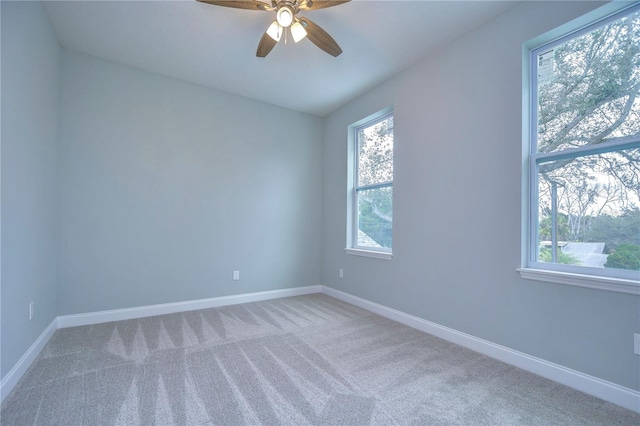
[357,229,382,248]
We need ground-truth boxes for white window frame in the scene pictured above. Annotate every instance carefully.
[519,2,640,295]
[346,108,394,260]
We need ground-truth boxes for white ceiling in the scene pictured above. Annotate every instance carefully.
[43,0,518,116]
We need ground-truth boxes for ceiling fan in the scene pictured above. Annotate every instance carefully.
[197,0,350,57]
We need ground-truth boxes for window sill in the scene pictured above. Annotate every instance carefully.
[517,268,639,295]
[345,248,392,260]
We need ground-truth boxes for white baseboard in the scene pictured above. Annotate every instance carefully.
[57,285,322,328]
[320,285,640,414]
[1,285,321,402]
[0,319,58,402]
[3,285,638,413]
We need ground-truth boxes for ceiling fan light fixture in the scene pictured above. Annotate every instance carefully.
[266,20,283,41]
[276,6,294,27]
[198,0,349,58]
[290,21,307,43]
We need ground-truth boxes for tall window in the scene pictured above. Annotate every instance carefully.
[348,111,393,257]
[524,4,640,289]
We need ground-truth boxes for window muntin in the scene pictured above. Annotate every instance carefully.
[353,112,393,253]
[528,5,640,281]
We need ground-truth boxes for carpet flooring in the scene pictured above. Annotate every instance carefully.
[1,294,639,425]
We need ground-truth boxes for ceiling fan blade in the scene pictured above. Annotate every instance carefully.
[298,17,342,57]
[256,31,278,57]
[197,0,272,11]
[298,0,350,11]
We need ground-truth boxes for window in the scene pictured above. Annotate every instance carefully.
[521,3,640,293]
[346,110,393,259]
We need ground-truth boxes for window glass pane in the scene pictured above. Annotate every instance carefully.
[537,147,640,271]
[357,186,392,249]
[537,8,640,154]
[357,115,394,186]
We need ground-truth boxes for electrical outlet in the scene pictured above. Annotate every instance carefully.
[29,302,34,321]
[634,334,640,356]
[339,268,344,278]
[233,270,240,281]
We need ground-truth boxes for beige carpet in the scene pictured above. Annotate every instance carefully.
[2,294,638,425]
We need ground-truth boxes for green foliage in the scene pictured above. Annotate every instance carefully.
[535,9,640,265]
[605,243,640,270]
[357,115,393,186]
[356,114,393,249]
[538,213,571,242]
[583,208,640,251]
[358,186,392,248]
[539,247,581,265]
[537,10,640,154]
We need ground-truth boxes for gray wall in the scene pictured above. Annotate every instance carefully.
[1,3,323,380]
[57,51,324,315]
[322,1,639,391]
[2,0,637,396]
[1,2,61,378]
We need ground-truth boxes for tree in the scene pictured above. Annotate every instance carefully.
[537,13,640,156]
[584,208,640,251]
[536,9,640,262]
[357,116,393,186]
[605,243,640,270]
[357,115,393,248]
[539,212,571,241]
[358,192,392,248]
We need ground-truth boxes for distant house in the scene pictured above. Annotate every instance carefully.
[357,229,382,248]
[562,242,608,268]
[540,241,608,268]
[539,241,569,249]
